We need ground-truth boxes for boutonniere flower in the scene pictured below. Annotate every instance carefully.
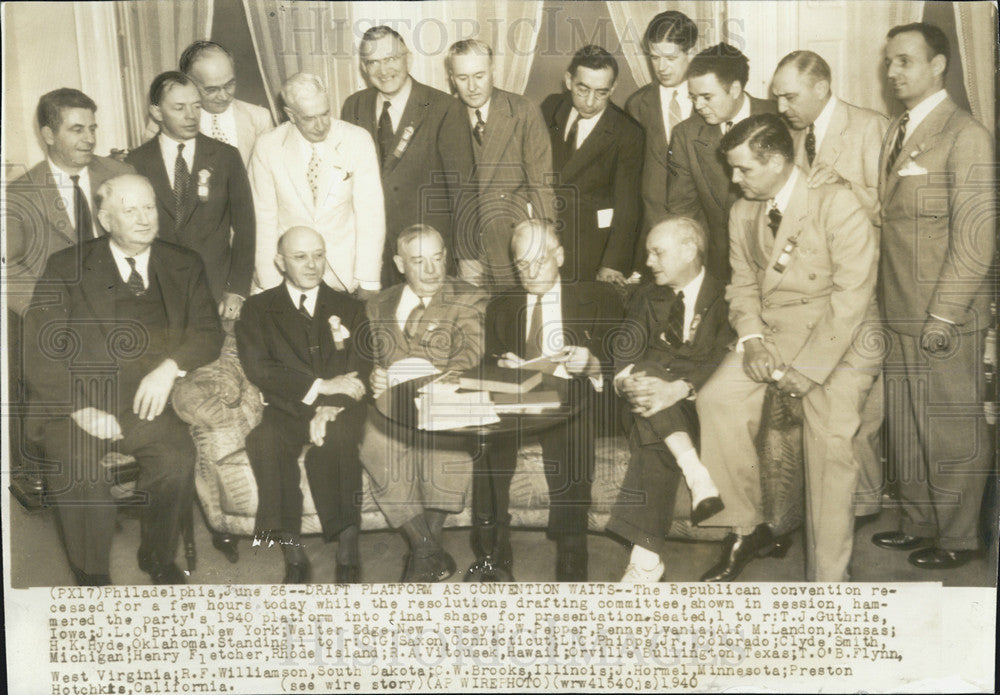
[197,169,211,201]
[688,313,702,342]
[331,164,351,182]
[392,125,416,159]
[328,315,351,350]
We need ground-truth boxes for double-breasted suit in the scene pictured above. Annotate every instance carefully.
[541,93,644,281]
[697,170,879,581]
[666,96,776,281]
[438,89,555,289]
[878,95,995,551]
[341,79,454,287]
[606,274,734,555]
[126,134,256,301]
[236,283,373,540]
[24,237,222,577]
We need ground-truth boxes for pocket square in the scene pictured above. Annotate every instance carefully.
[897,161,928,177]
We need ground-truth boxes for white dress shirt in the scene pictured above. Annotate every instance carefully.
[158,133,196,188]
[722,93,753,133]
[900,89,947,147]
[108,240,151,286]
[525,281,603,389]
[658,81,692,143]
[376,77,412,132]
[47,159,93,234]
[290,282,324,405]
[395,284,427,331]
[564,107,605,149]
[202,106,239,147]
[467,98,491,128]
[810,95,839,151]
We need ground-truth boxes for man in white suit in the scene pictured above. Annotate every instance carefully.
[249,73,386,298]
[142,41,272,167]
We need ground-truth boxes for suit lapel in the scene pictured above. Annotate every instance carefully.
[478,92,517,184]
[267,285,314,368]
[690,274,721,345]
[178,135,212,229]
[383,81,431,177]
[79,238,120,339]
[28,163,77,247]
[816,100,847,168]
[563,108,615,181]
[762,175,808,295]
[643,85,668,146]
[281,126,316,214]
[882,98,955,201]
[141,140,178,221]
[149,242,187,333]
[693,120,727,210]
[548,97,573,171]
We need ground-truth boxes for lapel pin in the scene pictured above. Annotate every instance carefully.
[197,169,211,201]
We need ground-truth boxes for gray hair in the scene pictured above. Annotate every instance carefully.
[95,174,155,214]
[446,39,493,72]
[281,73,327,111]
[396,224,444,254]
[649,215,707,262]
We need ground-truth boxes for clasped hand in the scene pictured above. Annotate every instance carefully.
[742,339,813,396]
[619,371,689,418]
[319,371,366,401]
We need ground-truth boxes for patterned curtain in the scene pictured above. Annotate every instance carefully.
[954,1,996,130]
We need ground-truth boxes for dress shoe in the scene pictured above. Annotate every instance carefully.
[907,547,980,570]
[620,559,665,583]
[700,525,786,582]
[872,531,930,551]
[463,555,515,582]
[284,560,311,584]
[336,563,361,584]
[70,565,111,586]
[147,562,187,585]
[212,533,240,563]
[404,549,456,582]
[690,496,725,526]
[853,512,880,530]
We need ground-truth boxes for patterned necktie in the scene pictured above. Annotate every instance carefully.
[125,257,146,296]
[298,293,311,319]
[404,299,426,339]
[668,90,683,138]
[211,114,232,145]
[307,144,322,205]
[565,116,579,154]
[805,123,816,166]
[666,290,685,346]
[473,109,486,146]
[173,143,189,219]
[767,204,783,237]
[886,112,910,176]
[70,174,92,241]
[377,100,394,168]
[525,296,544,359]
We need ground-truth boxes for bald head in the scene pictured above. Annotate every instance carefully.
[276,226,326,290]
[646,216,705,288]
[511,220,563,294]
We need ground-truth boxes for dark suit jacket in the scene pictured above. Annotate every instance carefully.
[438,89,555,279]
[236,282,373,420]
[541,93,644,280]
[485,281,624,382]
[23,237,223,418]
[5,156,134,315]
[341,79,454,285]
[666,95,776,280]
[365,278,488,371]
[626,83,670,229]
[126,133,255,300]
[618,273,734,392]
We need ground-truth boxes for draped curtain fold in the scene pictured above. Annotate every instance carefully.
[116,0,213,147]
[954,1,996,130]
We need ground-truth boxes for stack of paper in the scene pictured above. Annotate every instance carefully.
[415,389,500,431]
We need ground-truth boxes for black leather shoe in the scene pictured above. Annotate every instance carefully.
[284,560,311,584]
[336,563,361,584]
[404,550,456,582]
[907,547,980,570]
[70,565,111,586]
[690,496,725,526]
[463,555,515,582]
[147,563,187,585]
[212,533,240,563]
[872,531,930,551]
[555,550,588,581]
[700,525,783,582]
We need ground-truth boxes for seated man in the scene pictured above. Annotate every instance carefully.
[23,174,223,585]
[359,225,488,582]
[476,219,623,581]
[607,216,734,582]
[236,226,372,584]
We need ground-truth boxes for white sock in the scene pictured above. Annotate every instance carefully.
[673,447,719,507]
[629,544,662,570]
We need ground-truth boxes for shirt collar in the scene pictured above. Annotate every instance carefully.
[659,80,689,102]
[377,77,412,113]
[47,157,89,184]
[285,281,320,308]
[468,97,491,124]
[771,165,801,214]
[904,89,948,135]
[729,92,751,126]
[158,131,196,157]
[528,279,561,304]
[811,95,838,148]
[108,239,151,278]
[202,103,235,125]
[677,266,705,300]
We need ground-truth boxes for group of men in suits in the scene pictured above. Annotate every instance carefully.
[6,12,994,585]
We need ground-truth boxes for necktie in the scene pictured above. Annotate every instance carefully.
[173,143,190,218]
[767,204,783,237]
[526,296,544,359]
[125,257,145,296]
[666,290,685,346]
[886,112,909,176]
[70,174,92,241]
[404,299,426,339]
[805,123,816,166]
[377,100,394,168]
[473,109,486,146]
[723,121,734,135]
[668,90,683,138]
[298,293,311,319]
[211,114,231,145]
[307,144,322,205]
[565,116,579,153]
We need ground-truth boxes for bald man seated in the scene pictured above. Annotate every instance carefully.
[235,227,373,584]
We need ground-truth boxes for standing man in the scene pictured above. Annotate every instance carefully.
[666,44,775,281]
[359,225,487,582]
[541,45,643,285]
[250,73,385,298]
[625,10,697,265]
[697,115,879,583]
[438,39,555,291]
[772,50,890,519]
[236,227,372,584]
[23,174,223,585]
[143,40,273,167]
[127,71,255,318]
[873,23,995,570]
[607,216,734,582]
[476,220,623,581]
[341,26,453,288]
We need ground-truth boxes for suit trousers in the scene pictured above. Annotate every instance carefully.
[853,372,885,515]
[245,403,365,541]
[698,350,874,581]
[359,405,473,528]
[605,400,695,552]
[41,407,195,576]
[886,329,992,550]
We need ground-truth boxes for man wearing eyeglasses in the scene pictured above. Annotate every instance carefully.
[540,45,643,285]
[143,41,273,167]
[341,26,453,288]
